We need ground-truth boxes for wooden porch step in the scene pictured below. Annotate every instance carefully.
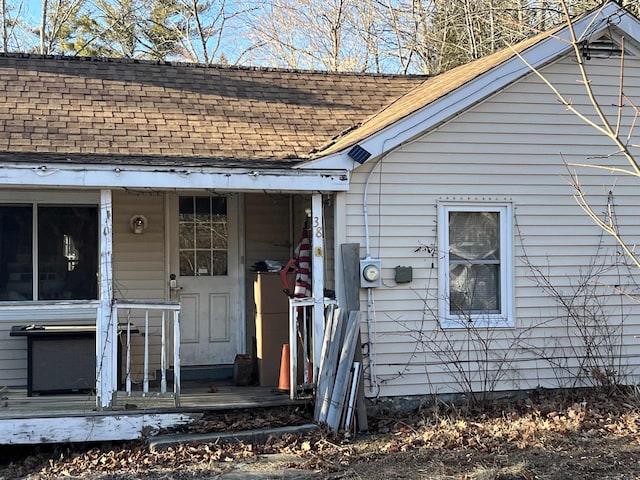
[163,365,234,382]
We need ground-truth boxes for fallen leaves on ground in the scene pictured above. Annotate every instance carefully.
[2,388,640,479]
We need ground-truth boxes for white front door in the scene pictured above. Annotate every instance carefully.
[170,194,242,366]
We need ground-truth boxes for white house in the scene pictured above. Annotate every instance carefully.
[311,1,640,400]
[1,1,639,443]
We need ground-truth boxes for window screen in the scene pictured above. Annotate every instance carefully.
[448,211,501,314]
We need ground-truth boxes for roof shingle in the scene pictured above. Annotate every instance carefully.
[0,54,428,166]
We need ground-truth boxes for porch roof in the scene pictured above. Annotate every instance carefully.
[0,54,427,169]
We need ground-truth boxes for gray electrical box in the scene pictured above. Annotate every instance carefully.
[395,266,413,283]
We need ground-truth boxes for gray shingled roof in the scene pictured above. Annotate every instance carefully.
[0,54,428,168]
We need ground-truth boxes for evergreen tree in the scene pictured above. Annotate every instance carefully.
[37,0,88,54]
[143,0,182,60]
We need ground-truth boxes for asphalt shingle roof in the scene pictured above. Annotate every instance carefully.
[0,4,631,169]
[0,54,428,167]
[315,28,558,157]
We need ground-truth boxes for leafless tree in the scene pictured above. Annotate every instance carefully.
[1,0,7,51]
[0,0,28,52]
[239,0,610,74]
[39,0,47,52]
[243,0,390,71]
[514,1,640,271]
[176,0,257,64]
[8,0,637,69]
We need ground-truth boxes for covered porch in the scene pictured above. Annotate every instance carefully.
[1,294,314,445]
[0,164,349,444]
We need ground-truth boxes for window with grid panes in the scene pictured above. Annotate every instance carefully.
[179,196,228,276]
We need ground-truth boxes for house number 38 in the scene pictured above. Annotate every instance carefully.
[312,217,324,256]
[313,216,323,237]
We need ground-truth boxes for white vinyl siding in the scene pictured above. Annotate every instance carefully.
[112,191,166,300]
[112,190,167,384]
[342,55,640,398]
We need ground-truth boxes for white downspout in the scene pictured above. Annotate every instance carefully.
[362,157,386,397]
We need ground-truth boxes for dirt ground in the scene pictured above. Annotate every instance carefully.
[2,387,640,479]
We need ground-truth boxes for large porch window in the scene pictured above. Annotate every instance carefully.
[0,204,98,301]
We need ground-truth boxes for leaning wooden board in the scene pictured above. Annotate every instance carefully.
[341,243,368,432]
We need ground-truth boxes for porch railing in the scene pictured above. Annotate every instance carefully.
[111,300,181,407]
[288,297,337,400]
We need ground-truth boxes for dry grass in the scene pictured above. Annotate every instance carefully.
[2,387,640,479]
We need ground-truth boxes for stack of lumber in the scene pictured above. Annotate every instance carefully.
[314,306,368,432]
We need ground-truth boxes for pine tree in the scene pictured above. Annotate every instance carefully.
[143,0,182,60]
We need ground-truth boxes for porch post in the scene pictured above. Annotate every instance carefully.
[311,193,324,379]
[96,189,116,410]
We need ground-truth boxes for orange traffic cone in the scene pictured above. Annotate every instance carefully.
[278,344,290,391]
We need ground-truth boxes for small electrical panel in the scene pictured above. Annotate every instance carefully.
[395,266,413,283]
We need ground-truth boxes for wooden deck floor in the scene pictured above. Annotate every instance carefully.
[0,381,313,444]
[0,382,310,419]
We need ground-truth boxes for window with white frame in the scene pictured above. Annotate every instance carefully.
[438,203,513,327]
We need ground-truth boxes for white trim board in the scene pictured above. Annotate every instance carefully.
[0,413,200,444]
[0,163,350,192]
